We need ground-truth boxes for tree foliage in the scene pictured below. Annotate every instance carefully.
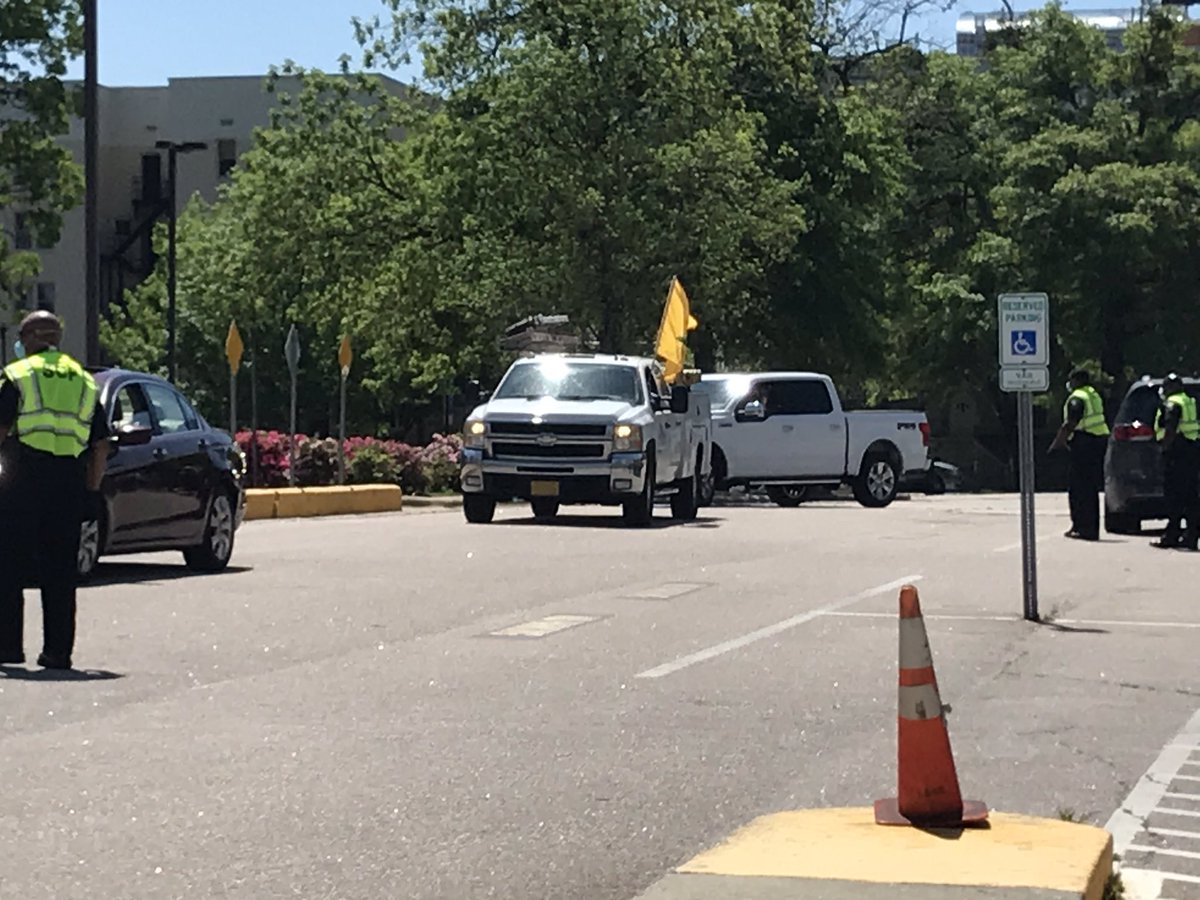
[101,1,1200,445]
[0,0,83,314]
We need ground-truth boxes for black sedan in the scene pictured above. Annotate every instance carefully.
[79,368,246,578]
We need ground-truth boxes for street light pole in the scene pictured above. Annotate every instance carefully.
[84,0,99,365]
[155,140,206,383]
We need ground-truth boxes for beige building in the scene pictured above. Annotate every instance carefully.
[3,73,405,363]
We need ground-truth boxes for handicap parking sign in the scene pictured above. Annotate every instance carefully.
[1010,330,1037,357]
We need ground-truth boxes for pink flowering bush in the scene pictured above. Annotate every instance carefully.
[235,430,462,494]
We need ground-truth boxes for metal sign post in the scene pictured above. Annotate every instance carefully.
[998,292,1050,622]
[225,320,244,438]
[285,325,301,487]
[337,335,352,485]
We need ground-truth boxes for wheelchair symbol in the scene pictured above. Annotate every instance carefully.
[1011,331,1037,357]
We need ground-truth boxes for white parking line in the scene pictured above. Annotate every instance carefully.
[627,582,707,600]
[634,576,922,680]
[488,614,600,638]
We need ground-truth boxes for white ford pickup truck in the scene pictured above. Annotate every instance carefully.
[694,371,929,508]
[460,354,712,526]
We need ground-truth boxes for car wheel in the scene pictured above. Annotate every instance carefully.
[766,485,809,507]
[623,455,655,527]
[184,493,236,572]
[670,464,700,520]
[463,494,496,524]
[1105,510,1141,535]
[531,498,559,521]
[77,517,103,582]
[853,453,899,508]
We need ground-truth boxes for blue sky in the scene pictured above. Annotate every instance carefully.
[66,0,1122,86]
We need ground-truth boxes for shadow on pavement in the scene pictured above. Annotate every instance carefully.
[0,664,124,682]
[84,563,253,587]
[496,514,723,530]
[1039,621,1110,635]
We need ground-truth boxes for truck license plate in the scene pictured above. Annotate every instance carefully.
[531,480,560,497]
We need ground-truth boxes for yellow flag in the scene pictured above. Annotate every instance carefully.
[338,334,353,375]
[654,277,698,383]
[225,321,245,375]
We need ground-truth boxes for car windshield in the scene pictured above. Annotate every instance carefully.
[1117,383,1200,425]
[694,377,753,409]
[494,361,642,404]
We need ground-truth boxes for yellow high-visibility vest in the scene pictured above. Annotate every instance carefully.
[1,351,98,458]
[1155,392,1199,442]
[1064,386,1108,436]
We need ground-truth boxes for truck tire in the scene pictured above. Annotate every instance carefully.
[463,494,496,524]
[766,485,808,507]
[670,467,700,520]
[853,452,899,508]
[622,456,655,527]
[531,498,559,521]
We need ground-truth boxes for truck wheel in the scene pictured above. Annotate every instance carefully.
[463,494,496,524]
[531,498,559,521]
[670,467,700,521]
[766,485,808,507]
[853,453,899,508]
[623,457,655,527]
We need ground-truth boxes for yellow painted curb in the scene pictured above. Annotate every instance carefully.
[243,486,403,520]
[677,807,1112,899]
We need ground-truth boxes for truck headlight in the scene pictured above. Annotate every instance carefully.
[464,419,486,449]
[613,423,642,452]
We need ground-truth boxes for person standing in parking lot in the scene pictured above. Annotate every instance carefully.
[0,311,110,669]
[1152,373,1199,551]
[1049,368,1109,541]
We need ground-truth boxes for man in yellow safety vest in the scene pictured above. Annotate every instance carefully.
[0,311,111,669]
[1152,373,1199,551]
[1049,368,1109,541]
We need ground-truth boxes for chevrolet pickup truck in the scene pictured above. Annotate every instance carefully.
[694,371,929,508]
[459,353,711,526]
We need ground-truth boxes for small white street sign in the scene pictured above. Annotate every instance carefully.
[998,293,1049,368]
[1000,366,1050,393]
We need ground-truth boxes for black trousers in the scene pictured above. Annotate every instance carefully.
[0,456,85,662]
[1162,442,1200,548]
[1067,433,1105,539]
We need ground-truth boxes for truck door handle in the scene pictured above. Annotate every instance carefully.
[830,424,842,431]
[782,425,794,433]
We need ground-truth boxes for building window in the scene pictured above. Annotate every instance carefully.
[14,213,32,250]
[36,282,56,311]
[217,138,237,177]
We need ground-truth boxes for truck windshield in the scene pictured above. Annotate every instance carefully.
[495,361,642,404]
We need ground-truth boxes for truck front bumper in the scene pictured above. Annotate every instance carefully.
[460,449,647,503]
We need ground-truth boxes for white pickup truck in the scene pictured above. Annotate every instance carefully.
[694,371,929,508]
[460,353,712,526]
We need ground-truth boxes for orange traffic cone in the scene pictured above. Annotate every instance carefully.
[874,584,988,828]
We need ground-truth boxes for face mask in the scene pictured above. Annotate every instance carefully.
[13,340,25,359]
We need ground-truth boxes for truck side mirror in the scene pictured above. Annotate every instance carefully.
[736,399,766,422]
[669,385,689,414]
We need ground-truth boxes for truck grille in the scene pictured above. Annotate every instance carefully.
[491,442,606,459]
[489,422,607,438]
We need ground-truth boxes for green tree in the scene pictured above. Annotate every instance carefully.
[0,0,82,314]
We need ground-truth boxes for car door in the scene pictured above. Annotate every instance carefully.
[142,381,211,544]
[765,379,845,478]
[104,381,170,549]
[718,378,777,478]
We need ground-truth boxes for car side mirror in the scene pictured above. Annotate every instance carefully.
[115,423,153,447]
[670,385,689,414]
[736,399,766,422]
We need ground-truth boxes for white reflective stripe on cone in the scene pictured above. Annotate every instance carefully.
[899,618,934,670]
[899,683,944,721]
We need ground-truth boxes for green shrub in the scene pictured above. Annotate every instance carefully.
[346,444,401,486]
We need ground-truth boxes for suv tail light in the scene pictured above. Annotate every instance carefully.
[919,421,931,447]
[1113,422,1155,442]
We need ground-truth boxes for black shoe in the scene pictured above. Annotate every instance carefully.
[36,653,72,670]
[1152,540,1179,550]
[0,651,24,665]
[1066,531,1098,541]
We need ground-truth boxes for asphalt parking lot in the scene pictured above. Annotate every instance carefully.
[2,492,1198,899]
